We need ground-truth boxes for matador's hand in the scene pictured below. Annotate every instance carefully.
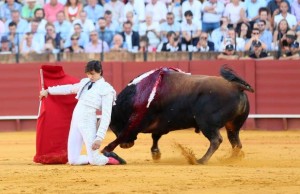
[39,89,48,100]
[92,140,101,150]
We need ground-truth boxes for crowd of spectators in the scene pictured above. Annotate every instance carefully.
[0,0,299,60]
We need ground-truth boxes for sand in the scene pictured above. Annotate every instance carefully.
[0,129,300,194]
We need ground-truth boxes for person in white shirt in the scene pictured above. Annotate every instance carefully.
[201,0,225,33]
[39,60,126,165]
[104,0,125,24]
[72,11,96,36]
[160,12,181,42]
[139,14,161,50]
[122,0,145,24]
[145,0,168,24]
[181,0,202,23]
[20,32,42,54]
[273,1,297,31]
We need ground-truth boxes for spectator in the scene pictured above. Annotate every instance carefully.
[72,11,95,35]
[27,19,45,51]
[64,0,82,23]
[279,40,300,59]
[103,10,119,33]
[219,27,245,52]
[120,20,139,52]
[181,10,201,51]
[43,36,59,53]
[5,10,29,37]
[62,33,84,53]
[121,10,139,32]
[83,0,104,24]
[0,0,22,22]
[157,30,181,52]
[236,22,252,42]
[138,35,150,52]
[20,32,42,53]
[44,0,64,23]
[32,8,47,34]
[193,31,215,52]
[273,1,297,31]
[247,40,273,59]
[0,36,15,54]
[273,18,290,50]
[45,22,63,51]
[267,0,290,17]
[97,17,114,46]
[182,0,202,23]
[0,19,5,37]
[223,0,245,29]
[54,11,72,44]
[160,12,181,43]
[211,16,229,52]
[6,22,21,50]
[244,27,267,52]
[243,0,266,25]
[217,43,239,59]
[84,30,109,53]
[258,7,272,31]
[21,0,42,22]
[201,0,225,33]
[122,0,145,24]
[292,0,300,32]
[166,0,182,23]
[257,19,273,50]
[104,0,124,24]
[145,0,168,24]
[139,14,160,51]
[110,33,127,51]
[64,23,89,48]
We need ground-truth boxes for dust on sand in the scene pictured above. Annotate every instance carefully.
[0,129,300,194]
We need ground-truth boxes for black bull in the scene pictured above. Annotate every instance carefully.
[103,66,254,164]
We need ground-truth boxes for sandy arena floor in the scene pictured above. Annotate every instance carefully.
[0,129,300,194]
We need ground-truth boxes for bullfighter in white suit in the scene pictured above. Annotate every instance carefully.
[39,60,126,165]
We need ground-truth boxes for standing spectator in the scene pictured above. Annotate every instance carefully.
[157,30,181,52]
[84,30,110,53]
[5,10,29,37]
[139,13,161,51]
[166,0,182,23]
[103,10,119,33]
[104,0,124,24]
[145,0,168,24]
[120,20,139,52]
[21,0,42,22]
[267,0,290,17]
[211,16,229,52]
[182,0,202,23]
[20,32,42,53]
[83,0,104,24]
[64,0,82,23]
[223,0,246,28]
[201,0,225,33]
[273,1,297,31]
[54,11,72,44]
[160,12,181,43]
[110,33,127,51]
[0,36,15,54]
[0,0,22,22]
[97,17,114,46]
[72,11,95,35]
[62,33,84,53]
[180,10,201,51]
[193,32,215,52]
[217,43,239,59]
[257,19,273,50]
[64,23,89,48]
[44,0,64,23]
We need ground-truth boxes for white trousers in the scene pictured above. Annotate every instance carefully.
[68,102,109,165]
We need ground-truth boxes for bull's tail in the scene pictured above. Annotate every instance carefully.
[220,65,255,93]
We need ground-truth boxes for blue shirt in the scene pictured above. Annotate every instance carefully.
[260,30,273,51]
[54,20,73,41]
[5,18,29,36]
[84,5,104,24]
[0,3,22,21]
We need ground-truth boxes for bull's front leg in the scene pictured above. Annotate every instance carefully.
[151,133,162,160]
[102,138,120,153]
[198,129,223,164]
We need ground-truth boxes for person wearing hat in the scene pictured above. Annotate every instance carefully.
[0,36,14,54]
[279,41,300,60]
[21,0,42,22]
[248,40,273,60]
[217,43,239,59]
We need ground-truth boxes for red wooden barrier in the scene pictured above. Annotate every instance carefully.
[0,61,299,131]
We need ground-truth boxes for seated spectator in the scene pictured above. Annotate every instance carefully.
[139,13,161,51]
[20,32,42,53]
[62,33,84,53]
[193,32,215,52]
[21,0,42,22]
[27,19,45,51]
[181,10,201,50]
[217,43,239,59]
[273,1,297,31]
[223,0,245,29]
[181,0,202,23]
[243,0,266,26]
[273,19,290,50]
[54,11,72,44]
[45,22,63,51]
[110,34,127,51]
[292,0,300,32]
[219,28,245,52]
[44,0,64,23]
[160,12,181,43]
[145,0,168,24]
[104,0,125,24]
[242,40,273,60]
[267,0,291,18]
[211,16,229,51]
[97,17,114,46]
[5,10,29,37]
[120,10,139,32]
[257,19,273,51]
[103,10,119,33]
[64,0,83,23]
[83,0,104,24]
[0,19,5,37]
[64,23,89,48]
[32,8,47,35]
[236,22,251,42]
[0,0,22,22]
[6,22,22,51]
[122,0,145,24]
[84,30,109,53]
[258,7,272,32]
[244,27,267,52]
[120,21,139,53]
[166,0,182,23]
[43,36,59,53]
[201,0,225,33]
[0,36,15,54]
[138,35,150,52]
[73,11,95,35]
[279,41,300,59]
[157,30,181,52]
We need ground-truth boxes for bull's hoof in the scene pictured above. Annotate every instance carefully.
[151,151,161,161]
[120,142,134,149]
[197,158,208,165]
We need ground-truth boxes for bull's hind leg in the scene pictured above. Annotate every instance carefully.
[151,133,162,160]
[198,128,223,164]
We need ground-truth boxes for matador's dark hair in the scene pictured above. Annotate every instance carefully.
[85,60,103,76]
